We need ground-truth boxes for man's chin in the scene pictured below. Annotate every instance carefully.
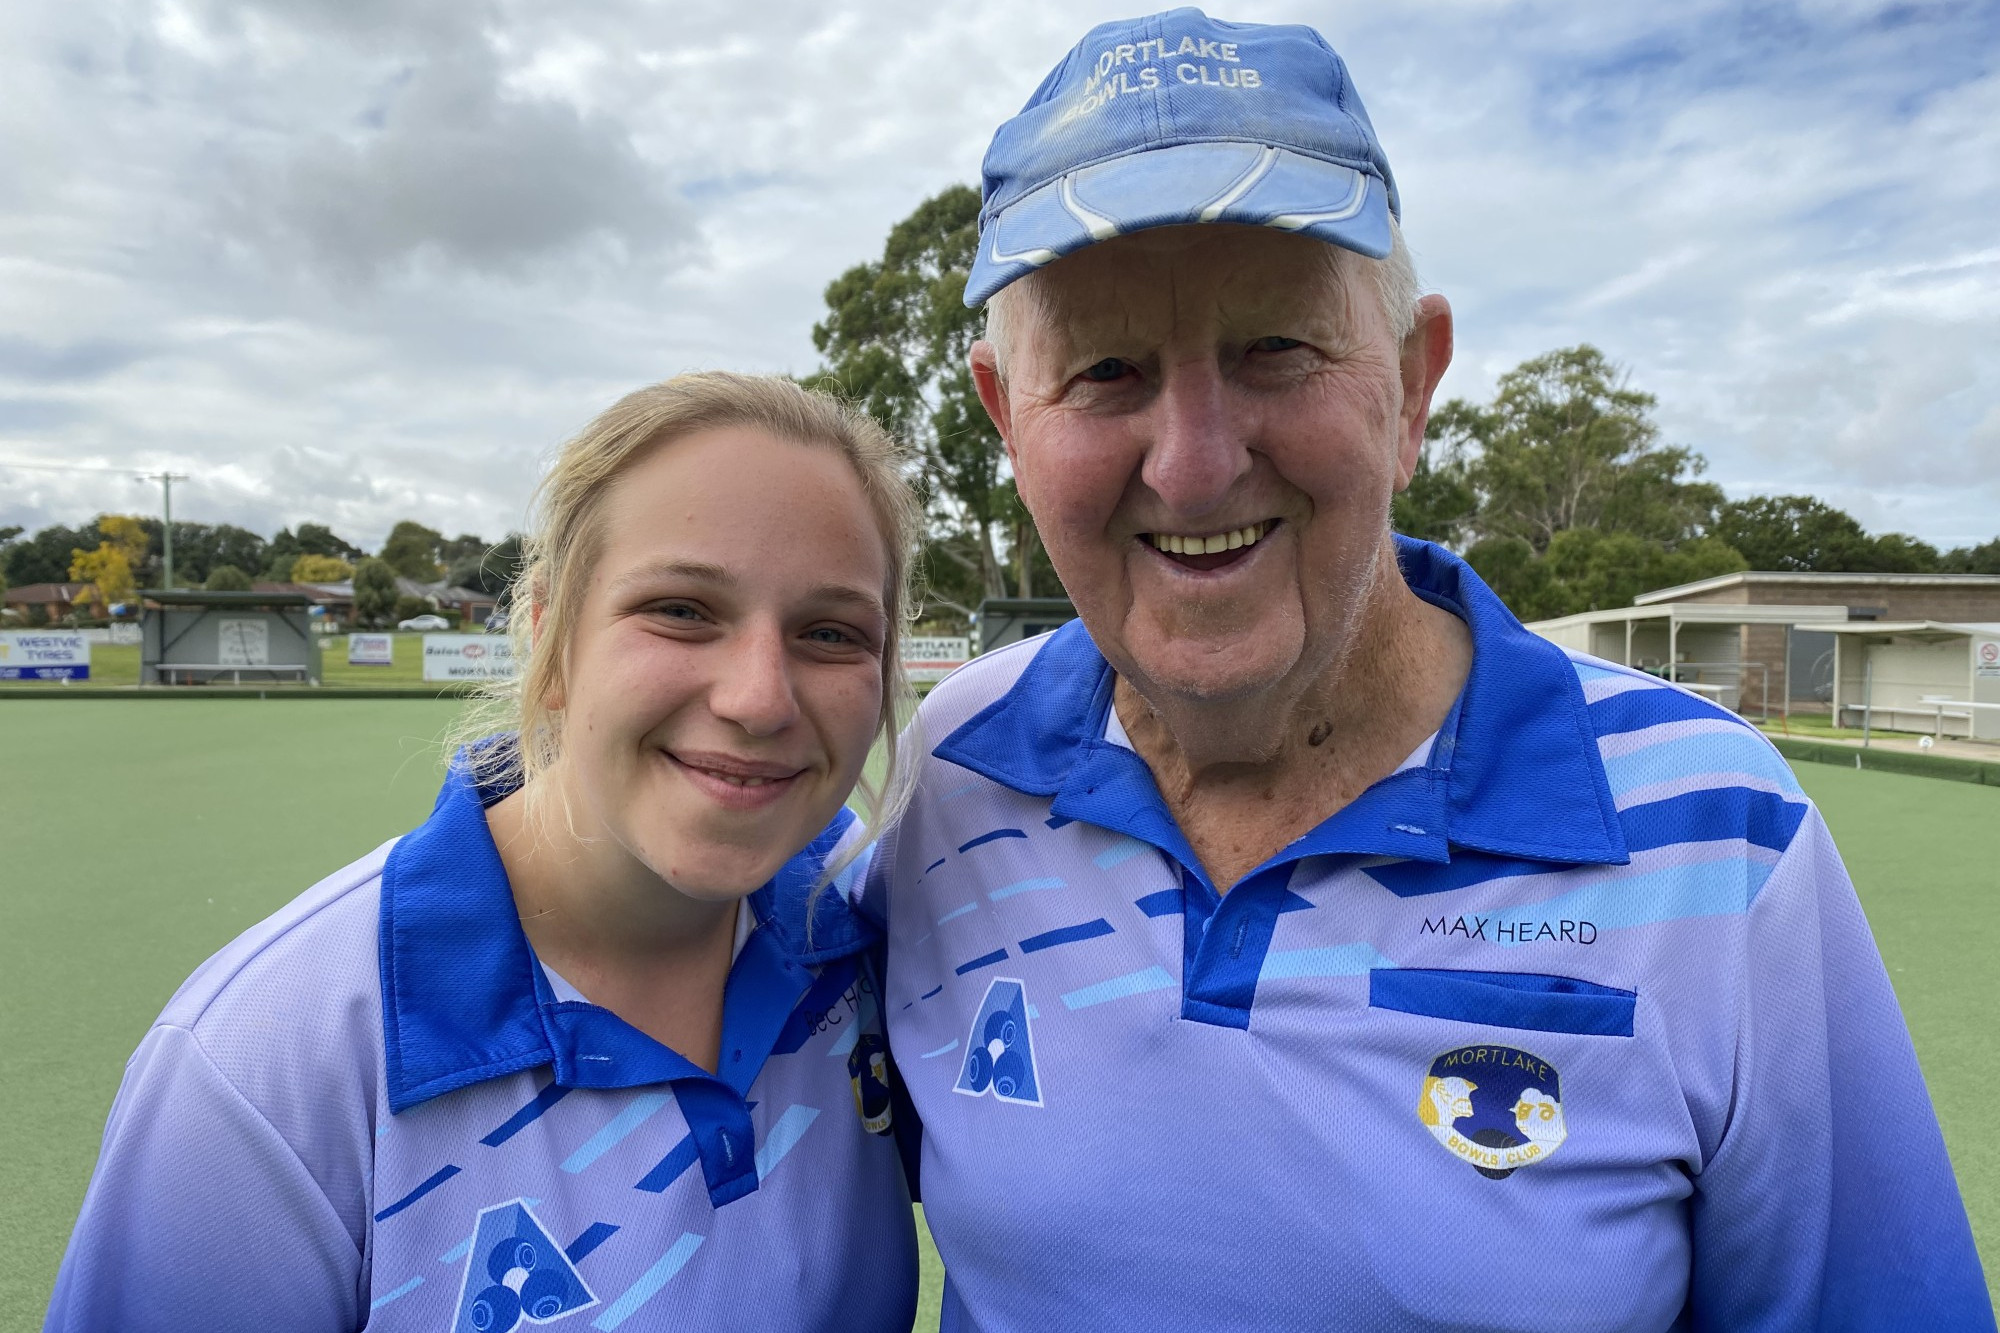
[1120,634,1303,709]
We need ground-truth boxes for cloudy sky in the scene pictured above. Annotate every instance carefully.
[2,0,1996,552]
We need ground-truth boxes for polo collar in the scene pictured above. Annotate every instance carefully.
[934,536,1628,890]
[378,753,873,1116]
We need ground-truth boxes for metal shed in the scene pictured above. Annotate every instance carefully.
[975,597,1078,655]
[140,590,321,686]
[1824,621,2000,740]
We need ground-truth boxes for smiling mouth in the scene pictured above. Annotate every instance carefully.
[1140,519,1278,571]
[667,751,806,807]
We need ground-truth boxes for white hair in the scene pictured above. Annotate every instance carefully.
[983,215,1420,378]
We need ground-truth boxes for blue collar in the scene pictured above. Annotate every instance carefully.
[378,755,873,1117]
[935,536,1628,890]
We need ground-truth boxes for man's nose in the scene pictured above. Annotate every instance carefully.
[1139,358,1252,517]
[708,622,800,738]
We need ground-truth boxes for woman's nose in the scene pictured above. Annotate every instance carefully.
[707,623,801,737]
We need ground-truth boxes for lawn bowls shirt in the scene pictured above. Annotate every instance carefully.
[47,763,917,1333]
[866,537,1993,1332]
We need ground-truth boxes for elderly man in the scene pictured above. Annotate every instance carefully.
[865,10,1993,1331]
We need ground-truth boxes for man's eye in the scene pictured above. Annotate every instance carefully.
[1080,357,1130,382]
[1250,336,1304,353]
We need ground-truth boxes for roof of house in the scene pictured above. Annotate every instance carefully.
[1634,569,2000,605]
[2,582,91,604]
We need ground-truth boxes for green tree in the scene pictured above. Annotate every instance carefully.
[352,557,399,628]
[1713,495,1940,572]
[807,184,1034,621]
[1437,346,1722,552]
[265,523,364,578]
[393,594,433,624]
[1940,537,2000,574]
[204,564,252,591]
[290,553,355,583]
[379,521,445,581]
[5,523,98,586]
[444,534,524,596]
[1393,418,1478,546]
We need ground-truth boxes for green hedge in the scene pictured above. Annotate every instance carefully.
[1769,736,2000,788]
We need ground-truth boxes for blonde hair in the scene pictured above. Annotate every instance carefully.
[457,371,922,874]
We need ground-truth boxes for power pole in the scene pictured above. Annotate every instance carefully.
[141,472,190,587]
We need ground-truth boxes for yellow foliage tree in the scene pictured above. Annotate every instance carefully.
[70,543,135,612]
[290,553,356,583]
[97,514,150,566]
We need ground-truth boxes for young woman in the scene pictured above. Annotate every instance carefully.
[47,374,922,1332]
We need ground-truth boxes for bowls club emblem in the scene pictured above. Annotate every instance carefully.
[1417,1045,1568,1179]
[953,978,1042,1106]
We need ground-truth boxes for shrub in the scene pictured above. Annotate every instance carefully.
[394,595,433,624]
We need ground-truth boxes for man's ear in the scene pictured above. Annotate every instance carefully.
[1395,294,1454,490]
[969,340,1018,468]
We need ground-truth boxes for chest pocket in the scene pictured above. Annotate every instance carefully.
[1369,967,1635,1037]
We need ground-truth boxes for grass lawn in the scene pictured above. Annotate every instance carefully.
[0,702,1991,1327]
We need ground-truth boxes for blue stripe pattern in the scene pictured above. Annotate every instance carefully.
[634,1133,701,1194]
[920,1039,960,1059]
[1020,918,1115,953]
[370,1276,424,1310]
[989,876,1066,901]
[955,947,1010,975]
[480,1082,572,1146]
[959,828,1028,852]
[1134,889,1182,917]
[592,1232,705,1331]
[1094,837,1150,869]
[562,1091,674,1174]
[1600,730,1797,798]
[1260,942,1392,980]
[755,1104,821,1180]
[1620,786,1807,853]
[373,1163,461,1222]
[1062,965,1176,1010]
[937,902,979,925]
[1490,853,1778,941]
[566,1221,620,1263]
[1589,684,1742,733]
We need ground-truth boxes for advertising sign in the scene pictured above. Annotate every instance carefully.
[348,633,395,667]
[422,634,517,681]
[217,619,271,667]
[0,631,90,680]
[1977,639,2000,679]
[903,636,972,685]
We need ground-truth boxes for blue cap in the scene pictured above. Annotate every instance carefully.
[965,8,1399,308]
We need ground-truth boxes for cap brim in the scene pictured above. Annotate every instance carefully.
[964,141,1392,308]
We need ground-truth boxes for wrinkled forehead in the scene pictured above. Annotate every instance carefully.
[1007,224,1359,356]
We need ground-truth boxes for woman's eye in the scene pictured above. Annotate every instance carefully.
[652,602,705,622]
[1080,357,1130,383]
[1250,336,1304,354]
[806,626,858,647]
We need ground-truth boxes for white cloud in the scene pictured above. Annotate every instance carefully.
[0,0,1995,552]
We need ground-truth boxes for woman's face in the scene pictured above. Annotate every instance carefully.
[554,425,889,899]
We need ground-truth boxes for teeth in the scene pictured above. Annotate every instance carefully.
[1146,521,1270,556]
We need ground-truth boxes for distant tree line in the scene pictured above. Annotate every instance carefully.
[1395,344,2000,620]
[807,186,2000,626]
[0,515,526,627]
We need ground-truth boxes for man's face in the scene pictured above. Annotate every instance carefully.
[974,225,1446,710]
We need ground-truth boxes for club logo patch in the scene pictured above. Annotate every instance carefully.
[450,1199,596,1331]
[954,978,1042,1106]
[1417,1045,1568,1178]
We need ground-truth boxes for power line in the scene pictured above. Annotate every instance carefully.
[0,457,160,477]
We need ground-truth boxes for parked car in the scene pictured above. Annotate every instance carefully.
[397,613,451,632]
[484,609,510,634]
